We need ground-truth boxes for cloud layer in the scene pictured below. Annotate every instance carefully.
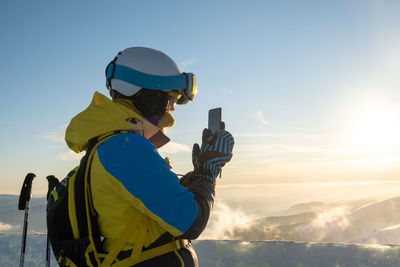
[179,59,194,69]
[43,132,65,142]
[58,151,84,161]
[256,110,270,125]
[158,142,191,153]
[201,196,400,245]
[200,200,256,240]
[0,222,19,232]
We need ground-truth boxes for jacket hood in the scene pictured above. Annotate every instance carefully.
[65,92,169,152]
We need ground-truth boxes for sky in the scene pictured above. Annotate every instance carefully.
[1,1,400,210]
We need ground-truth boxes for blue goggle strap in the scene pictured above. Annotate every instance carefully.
[107,64,191,91]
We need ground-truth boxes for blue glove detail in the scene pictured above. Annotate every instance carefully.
[192,129,234,183]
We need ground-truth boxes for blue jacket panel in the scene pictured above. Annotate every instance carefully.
[97,132,199,234]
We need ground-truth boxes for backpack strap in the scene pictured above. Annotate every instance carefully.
[102,202,189,266]
[82,131,128,266]
[112,239,189,267]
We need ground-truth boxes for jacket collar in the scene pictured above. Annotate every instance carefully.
[65,92,170,153]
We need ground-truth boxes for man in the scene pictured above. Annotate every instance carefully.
[65,47,234,266]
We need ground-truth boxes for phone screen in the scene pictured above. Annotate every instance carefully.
[208,108,222,134]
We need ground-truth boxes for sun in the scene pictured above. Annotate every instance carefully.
[352,107,400,149]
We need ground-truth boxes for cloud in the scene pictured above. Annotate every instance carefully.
[0,222,19,232]
[58,151,84,161]
[198,196,400,245]
[179,59,194,69]
[158,142,191,153]
[200,200,256,240]
[311,206,351,230]
[43,132,65,142]
[236,132,317,139]
[232,141,400,170]
[256,110,270,125]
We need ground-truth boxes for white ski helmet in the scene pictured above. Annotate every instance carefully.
[105,47,197,104]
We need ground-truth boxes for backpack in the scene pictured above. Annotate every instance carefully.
[46,132,188,267]
[46,134,111,266]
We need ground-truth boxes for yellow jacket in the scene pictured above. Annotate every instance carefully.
[65,92,198,252]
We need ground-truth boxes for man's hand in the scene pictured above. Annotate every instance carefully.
[192,128,234,184]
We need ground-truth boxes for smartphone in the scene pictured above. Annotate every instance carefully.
[208,108,222,134]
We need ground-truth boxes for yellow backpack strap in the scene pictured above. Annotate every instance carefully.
[58,256,79,267]
[130,215,148,261]
[112,239,189,267]
[83,132,127,266]
[50,190,59,202]
[83,142,104,266]
[68,172,80,239]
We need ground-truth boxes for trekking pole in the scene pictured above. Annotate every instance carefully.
[45,175,59,267]
[18,173,36,267]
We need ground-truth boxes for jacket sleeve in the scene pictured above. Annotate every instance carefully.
[178,171,215,240]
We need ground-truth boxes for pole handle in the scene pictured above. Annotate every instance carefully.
[46,175,59,200]
[18,173,36,210]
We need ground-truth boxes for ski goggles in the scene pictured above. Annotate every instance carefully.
[106,64,197,105]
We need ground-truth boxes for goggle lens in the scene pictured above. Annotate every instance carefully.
[177,73,197,105]
[191,75,197,100]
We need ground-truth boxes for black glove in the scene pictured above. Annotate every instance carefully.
[192,128,234,184]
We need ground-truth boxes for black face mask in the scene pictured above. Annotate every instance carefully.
[131,89,169,125]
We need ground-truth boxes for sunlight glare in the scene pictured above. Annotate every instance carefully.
[352,107,400,149]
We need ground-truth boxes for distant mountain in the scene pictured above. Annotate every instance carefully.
[347,224,400,245]
[340,197,400,242]
[1,234,400,267]
[283,201,327,215]
[282,199,373,216]
[225,211,318,241]
[194,240,400,267]
[220,196,400,244]
[0,194,47,234]
[298,196,400,243]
